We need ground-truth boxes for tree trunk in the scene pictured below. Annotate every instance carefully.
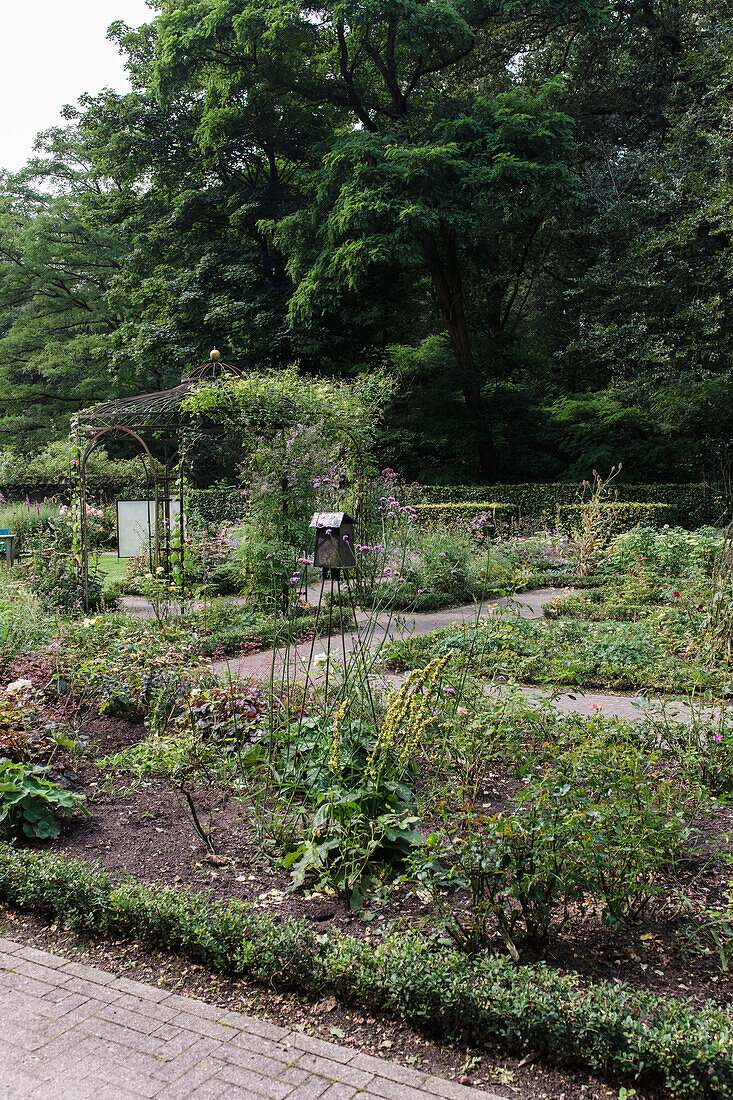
[420,229,499,478]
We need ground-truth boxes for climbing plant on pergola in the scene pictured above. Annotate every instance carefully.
[71,360,391,607]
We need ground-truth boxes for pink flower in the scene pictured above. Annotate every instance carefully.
[592,703,603,711]
[673,590,680,598]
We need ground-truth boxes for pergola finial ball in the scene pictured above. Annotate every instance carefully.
[210,347,221,361]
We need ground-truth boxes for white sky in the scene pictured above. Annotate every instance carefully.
[1,0,154,173]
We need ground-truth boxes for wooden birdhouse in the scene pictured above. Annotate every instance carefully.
[310,512,356,571]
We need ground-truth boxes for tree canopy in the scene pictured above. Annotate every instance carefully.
[0,0,731,484]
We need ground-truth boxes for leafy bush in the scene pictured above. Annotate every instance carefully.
[385,606,728,693]
[609,526,723,577]
[0,576,55,663]
[0,680,65,763]
[0,846,731,1097]
[0,760,86,839]
[0,440,148,501]
[24,550,103,614]
[359,521,513,611]
[280,662,448,906]
[412,502,514,525]
[412,728,692,953]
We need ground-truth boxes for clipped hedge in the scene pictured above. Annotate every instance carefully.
[557,501,675,534]
[404,483,728,529]
[0,845,731,1098]
[413,500,675,534]
[411,502,515,525]
[186,488,248,528]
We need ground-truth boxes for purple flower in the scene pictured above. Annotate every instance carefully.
[443,687,456,696]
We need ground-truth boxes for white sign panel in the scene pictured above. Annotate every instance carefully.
[117,500,181,559]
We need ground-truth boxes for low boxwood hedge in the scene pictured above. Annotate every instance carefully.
[0,845,731,1097]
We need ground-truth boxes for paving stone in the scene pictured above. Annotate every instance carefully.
[58,960,117,985]
[97,1000,170,1036]
[224,1045,293,1077]
[164,992,225,1019]
[155,1059,228,1098]
[185,1082,231,1100]
[291,1031,357,1064]
[317,1084,359,1100]
[278,1066,312,1087]
[0,939,496,1100]
[348,1053,431,1089]
[170,1010,241,1041]
[13,944,69,969]
[284,1075,330,1100]
[295,1052,375,1090]
[150,1039,225,1081]
[110,976,172,1002]
[114,992,181,1024]
[215,1062,294,1099]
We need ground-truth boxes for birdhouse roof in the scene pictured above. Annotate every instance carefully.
[310,512,354,528]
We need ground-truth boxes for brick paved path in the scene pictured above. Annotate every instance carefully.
[0,939,502,1100]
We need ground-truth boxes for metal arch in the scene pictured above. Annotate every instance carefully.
[78,426,161,609]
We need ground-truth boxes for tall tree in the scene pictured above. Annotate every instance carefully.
[154,0,606,477]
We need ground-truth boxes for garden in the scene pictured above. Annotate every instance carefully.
[1,371,733,1099]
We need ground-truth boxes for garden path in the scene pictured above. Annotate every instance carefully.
[0,938,501,1099]
[206,589,707,724]
[122,589,711,723]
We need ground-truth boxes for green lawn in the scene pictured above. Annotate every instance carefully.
[96,553,129,585]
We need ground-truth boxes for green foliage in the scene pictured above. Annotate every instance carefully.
[186,489,248,528]
[412,726,693,952]
[0,442,147,500]
[385,606,728,694]
[0,760,86,840]
[364,520,514,611]
[408,484,724,529]
[0,574,55,663]
[609,526,723,576]
[24,550,103,614]
[0,846,732,1097]
[412,503,514,525]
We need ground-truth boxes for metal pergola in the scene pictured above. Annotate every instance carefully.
[72,353,244,607]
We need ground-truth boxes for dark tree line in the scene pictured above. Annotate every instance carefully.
[0,0,731,483]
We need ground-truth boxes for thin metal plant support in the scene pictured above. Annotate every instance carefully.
[297,570,328,740]
[343,571,378,728]
[323,571,335,717]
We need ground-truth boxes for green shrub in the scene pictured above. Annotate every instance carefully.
[0,846,731,1097]
[0,441,148,501]
[0,761,87,840]
[411,730,692,953]
[405,482,726,529]
[187,488,248,528]
[410,501,674,536]
[609,526,723,576]
[384,609,727,693]
[412,502,515,525]
[24,550,103,614]
[0,576,55,662]
[556,502,675,535]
